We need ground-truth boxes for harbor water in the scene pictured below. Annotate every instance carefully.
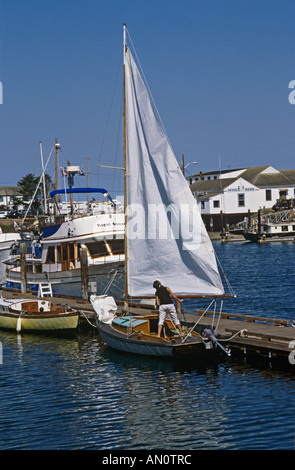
[0,240,295,450]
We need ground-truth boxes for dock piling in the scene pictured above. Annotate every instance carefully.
[80,246,89,301]
[20,243,27,294]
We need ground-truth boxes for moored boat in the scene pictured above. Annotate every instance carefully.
[91,295,224,357]
[97,314,210,357]
[94,25,233,359]
[4,187,125,298]
[243,211,295,242]
[0,296,79,333]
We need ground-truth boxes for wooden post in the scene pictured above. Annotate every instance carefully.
[220,210,224,232]
[247,209,251,229]
[80,246,89,301]
[20,243,27,294]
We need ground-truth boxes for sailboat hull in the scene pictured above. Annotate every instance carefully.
[97,321,209,357]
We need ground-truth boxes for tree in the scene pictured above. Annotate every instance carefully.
[17,173,39,203]
[17,172,54,214]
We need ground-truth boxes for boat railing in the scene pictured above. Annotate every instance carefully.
[39,200,124,227]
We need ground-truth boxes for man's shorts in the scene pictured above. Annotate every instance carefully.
[159,304,180,326]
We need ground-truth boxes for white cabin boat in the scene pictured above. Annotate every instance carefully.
[4,188,125,298]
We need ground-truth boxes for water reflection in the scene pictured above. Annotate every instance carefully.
[1,240,295,449]
[0,327,295,450]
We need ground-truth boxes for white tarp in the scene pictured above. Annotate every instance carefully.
[124,47,224,298]
[90,295,117,324]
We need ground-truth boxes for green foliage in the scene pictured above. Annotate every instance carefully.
[17,172,54,213]
[17,173,39,202]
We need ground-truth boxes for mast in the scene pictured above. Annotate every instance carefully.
[123,24,129,311]
[39,141,47,215]
[54,139,61,204]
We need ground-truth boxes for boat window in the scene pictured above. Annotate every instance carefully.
[69,243,75,261]
[35,264,42,273]
[77,243,81,260]
[108,239,124,255]
[46,246,55,263]
[282,226,288,232]
[61,243,75,261]
[86,241,109,258]
[56,246,61,263]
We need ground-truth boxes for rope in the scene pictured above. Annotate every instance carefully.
[80,310,97,328]
[183,299,215,342]
[214,299,223,332]
[211,300,217,328]
[219,328,248,342]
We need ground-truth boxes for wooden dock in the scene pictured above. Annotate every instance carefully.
[1,287,295,365]
[188,309,295,363]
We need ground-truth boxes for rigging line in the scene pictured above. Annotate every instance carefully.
[183,299,215,342]
[97,57,122,165]
[111,91,124,196]
[126,28,174,157]
[215,252,236,298]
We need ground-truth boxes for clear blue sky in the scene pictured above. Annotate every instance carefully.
[1,0,295,198]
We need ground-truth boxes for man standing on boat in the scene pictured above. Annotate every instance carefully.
[153,280,184,338]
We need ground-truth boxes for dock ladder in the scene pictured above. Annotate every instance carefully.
[38,283,53,298]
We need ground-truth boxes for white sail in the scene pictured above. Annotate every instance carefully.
[124,46,224,298]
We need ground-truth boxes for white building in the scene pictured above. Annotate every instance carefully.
[189,166,295,231]
[0,186,22,208]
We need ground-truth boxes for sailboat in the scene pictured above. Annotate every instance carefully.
[92,25,232,357]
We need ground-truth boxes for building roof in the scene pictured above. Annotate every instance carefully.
[0,186,21,197]
[190,177,236,193]
[190,166,295,193]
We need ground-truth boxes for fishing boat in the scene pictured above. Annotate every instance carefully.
[0,296,79,333]
[92,25,233,358]
[243,209,295,242]
[4,187,125,298]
